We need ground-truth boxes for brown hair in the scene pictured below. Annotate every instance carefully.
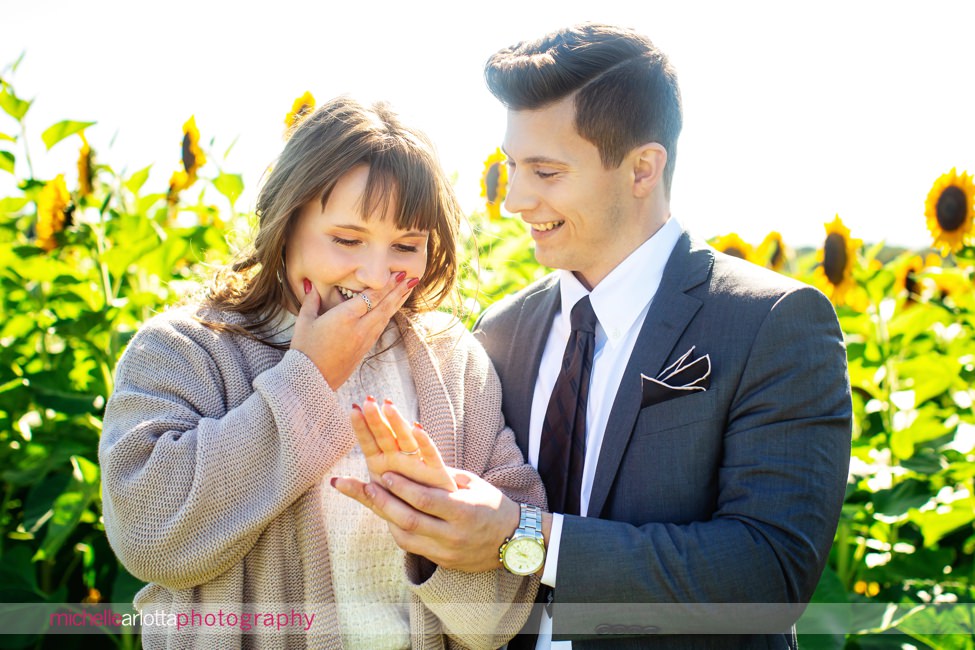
[203,96,461,347]
[484,23,683,194]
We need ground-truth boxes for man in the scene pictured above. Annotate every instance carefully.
[336,22,852,649]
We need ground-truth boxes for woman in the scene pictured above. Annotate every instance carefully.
[99,96,545,649]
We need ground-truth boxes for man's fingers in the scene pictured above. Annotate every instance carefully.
[333,476,444,535]
[380,472,458,520]
[350,406,382,457]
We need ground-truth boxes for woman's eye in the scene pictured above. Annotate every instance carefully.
[332,237,361,247]
[394,244,420,253]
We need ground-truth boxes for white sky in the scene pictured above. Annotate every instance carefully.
[3,0,974,248]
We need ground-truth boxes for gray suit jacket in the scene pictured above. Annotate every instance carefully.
[474,232,852,649]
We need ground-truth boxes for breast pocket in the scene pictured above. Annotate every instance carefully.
[634,388,722,435]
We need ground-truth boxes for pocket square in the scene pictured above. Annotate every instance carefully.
[641,346,711,408]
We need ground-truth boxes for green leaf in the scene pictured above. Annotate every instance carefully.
[123,165,152,195]
[32,456,100,562]
[871,478,932,516]
[0,131,15,142]
[909,496,975,547]
[0,88,31,121]
[212,172,243,206]
[0,149,12,174]
[40,120,95,150]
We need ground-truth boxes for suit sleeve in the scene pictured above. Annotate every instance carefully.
[407,327,547,650]
[553,286,852,638]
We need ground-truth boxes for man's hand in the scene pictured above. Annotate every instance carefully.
[351,397,457,491]
[333,468,521,573]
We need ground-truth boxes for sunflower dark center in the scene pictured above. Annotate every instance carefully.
[905,271,919,297]
[724,246,745,259]
[823,233,847,285]
[936,186,967,232]
[770,241,784,267]
[182,133,196,174]
[486,163,500,203]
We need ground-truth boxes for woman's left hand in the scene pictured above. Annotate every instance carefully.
[349,398,457,492]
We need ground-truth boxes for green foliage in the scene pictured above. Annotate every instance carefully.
[1,66,973,650]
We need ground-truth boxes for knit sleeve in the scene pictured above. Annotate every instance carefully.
[99,312,355,590]
[408,325,546,650]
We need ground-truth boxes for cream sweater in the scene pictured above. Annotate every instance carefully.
[99,306,546,649]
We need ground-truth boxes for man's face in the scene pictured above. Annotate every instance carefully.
[502,96,644,290]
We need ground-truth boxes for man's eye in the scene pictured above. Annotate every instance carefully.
[536,171,558,179]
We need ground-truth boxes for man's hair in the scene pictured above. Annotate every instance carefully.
[485,23,683,194]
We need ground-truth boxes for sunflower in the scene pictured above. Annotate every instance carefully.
[77,134,93,197]
[758,231,787,271]
[925,168,975,254]
[284,91,316,135]
[710,233,755,263]
[480,148,508,220]
[815,215,861,306]
[167,170,188,206]
[896,255,926,305]
[36,175,71,251]
[180,116,206,183]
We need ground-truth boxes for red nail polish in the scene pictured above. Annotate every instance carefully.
[366,395,376,402]
[303,279,311,294]
[413,421,424,430]
[407,278,419,289]
[395,271,406,283]
[329,477,338,488]
[352,403,361,412]
[384,398,394,405]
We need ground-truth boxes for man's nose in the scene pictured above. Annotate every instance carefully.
[503,167,537,214]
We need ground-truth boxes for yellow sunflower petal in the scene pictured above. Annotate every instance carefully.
[815,214,862,307]
[480,148,508,220]
[757,231,787,271]
[925,168,975,255]
[285,91,316,134]
[180,116,206,182]
[710,233,755,263]
[36,175,71,252]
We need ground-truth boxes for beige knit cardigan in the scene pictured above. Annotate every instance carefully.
[99,306,546,649]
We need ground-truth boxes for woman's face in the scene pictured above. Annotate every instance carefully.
[284,165,429,315]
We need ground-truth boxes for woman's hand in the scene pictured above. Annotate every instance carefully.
[290,272,416,389]
[350,397,457,492]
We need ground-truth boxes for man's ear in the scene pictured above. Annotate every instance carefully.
[632,143,668,198]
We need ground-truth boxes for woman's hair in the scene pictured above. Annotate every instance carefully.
[202,96,462,347]
[485,23,683,196]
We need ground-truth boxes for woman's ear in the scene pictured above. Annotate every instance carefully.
[632,143,668,198]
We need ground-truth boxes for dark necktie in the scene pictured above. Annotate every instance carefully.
[537,295,598,516]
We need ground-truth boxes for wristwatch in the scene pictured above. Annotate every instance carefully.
[499,503,546,575]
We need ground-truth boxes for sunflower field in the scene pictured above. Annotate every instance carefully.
[1,65,974,650]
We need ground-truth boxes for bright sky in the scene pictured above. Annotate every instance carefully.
[3,0,974,249]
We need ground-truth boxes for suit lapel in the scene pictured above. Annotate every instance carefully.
[504,276,560,452]
[588,233,714,518]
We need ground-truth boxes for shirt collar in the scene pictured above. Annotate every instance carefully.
[558,216,682,346]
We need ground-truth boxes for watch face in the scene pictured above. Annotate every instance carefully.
[503,537,545,575]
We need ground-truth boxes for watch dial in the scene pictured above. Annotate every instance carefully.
[505,538,545,575]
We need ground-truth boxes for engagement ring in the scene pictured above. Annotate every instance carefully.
[399,449,420,456]
[360,293,373,312]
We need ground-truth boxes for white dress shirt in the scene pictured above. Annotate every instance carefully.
[529,217,681,650]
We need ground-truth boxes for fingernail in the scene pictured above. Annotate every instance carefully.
[384,398,394,405]
[413,421,424,430]
[352,403,361,412]
[303,279,311,294]
[382,473,393,487]
[395,271,406,283]
[364,484,375,499]
[329,477,338,488]
[366,395,376,402]
[407,278,419,289]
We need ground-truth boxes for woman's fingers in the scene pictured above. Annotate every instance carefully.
[361,397,399,454]
[381,401,420,454]
[350,405,382,457]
